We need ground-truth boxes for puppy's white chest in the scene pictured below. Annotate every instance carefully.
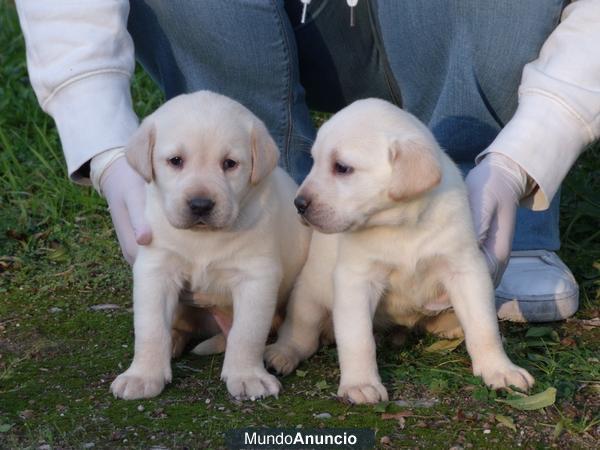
[376,256,452,326]
[186,263,236,307]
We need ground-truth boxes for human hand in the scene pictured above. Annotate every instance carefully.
[97,154,152,265]
[465,153,530,286]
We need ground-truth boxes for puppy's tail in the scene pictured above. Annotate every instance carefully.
[190,333,226,356]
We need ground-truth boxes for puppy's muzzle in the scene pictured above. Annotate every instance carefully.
[188,197,215,220]
[294,195,311,215]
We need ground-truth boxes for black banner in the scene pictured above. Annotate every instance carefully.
[225,428,375,450]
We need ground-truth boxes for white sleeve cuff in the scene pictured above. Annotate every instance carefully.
[43,72,138,184]
[476,92,588,211]
[89,147,126,195]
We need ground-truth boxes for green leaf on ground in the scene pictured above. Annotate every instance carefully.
[496,387,557,411]
[473,386,490,402]
[373,402,391,413]
[525,327,553,338]
[47,246,69,262]
[315,380,329,390]
[553,420,565,440]
[0,423,13,433]
[495,415,516,431]
[295,369,307,378]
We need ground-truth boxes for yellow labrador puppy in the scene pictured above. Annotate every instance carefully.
[265,98,534,404]
[110,91,310,400]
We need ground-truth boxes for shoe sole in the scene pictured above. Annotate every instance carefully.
[496,288,579,323]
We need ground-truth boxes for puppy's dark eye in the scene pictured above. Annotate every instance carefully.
[168,156,183,168]
[334,162,353,175]
[222,159,238,171]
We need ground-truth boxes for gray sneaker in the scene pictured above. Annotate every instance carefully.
[495,250,579,322]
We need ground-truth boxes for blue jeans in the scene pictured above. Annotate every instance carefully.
[128,0,565,251]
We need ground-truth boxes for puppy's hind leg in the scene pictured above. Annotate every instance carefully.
[191,333,226,355]
[265,279,328,376]
[420,310,464,339]
[171,303,198,358]
[171,303,223,358]
[443,253,534,391]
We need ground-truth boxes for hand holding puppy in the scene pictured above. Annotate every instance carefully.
[95,154,152,265]
[465,153,530,286]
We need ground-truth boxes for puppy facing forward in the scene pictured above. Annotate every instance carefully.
[265,98,534,404]
[110,91,310,400]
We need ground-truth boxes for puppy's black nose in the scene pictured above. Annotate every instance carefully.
[294,196,310,215]
[188,197,215,216]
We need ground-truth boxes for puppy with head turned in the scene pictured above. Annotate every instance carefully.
[266,98,534,404]
[110,91,310,401]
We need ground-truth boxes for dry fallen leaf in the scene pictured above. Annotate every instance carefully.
[19,410,34,420]
[560,337,577,347]
[580,318,600,328]
[566,317,600,329]
[381,411,413,421]
[424,338,464,353]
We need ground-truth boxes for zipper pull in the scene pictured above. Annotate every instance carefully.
[300,0,311,24]
[347,0,358,27]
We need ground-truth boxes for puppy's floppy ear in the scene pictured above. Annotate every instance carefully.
[388,139,442,201]
[125,119,156,183]
[250,119,279,185]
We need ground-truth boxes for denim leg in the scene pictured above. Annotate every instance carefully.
[127,0,314,184]
[284,0,400,113]
[374,0,565,251]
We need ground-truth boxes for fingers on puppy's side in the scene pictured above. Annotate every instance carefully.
[135,229,152,246]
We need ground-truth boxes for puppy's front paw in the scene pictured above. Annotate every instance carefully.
[110,367,172,400]
[475,360,535,391]
[338,381,388,404]
[222,367,281,400]
[264,343,301,376]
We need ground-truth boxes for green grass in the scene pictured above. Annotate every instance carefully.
[1,3,599,449]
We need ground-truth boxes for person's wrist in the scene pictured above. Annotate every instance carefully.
[483,152,531,199]
[90,147,126,196]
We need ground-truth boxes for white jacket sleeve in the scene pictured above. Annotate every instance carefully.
[15,0,139,184]
[477,0,600,211]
